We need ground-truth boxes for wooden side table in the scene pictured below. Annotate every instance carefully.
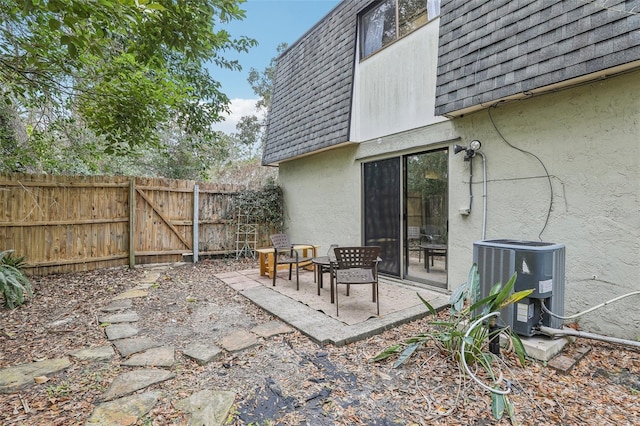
[256,245,319,279]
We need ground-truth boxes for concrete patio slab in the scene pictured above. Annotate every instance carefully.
[214,268,450,347]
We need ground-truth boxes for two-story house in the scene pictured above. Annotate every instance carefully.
[263,0,639,340]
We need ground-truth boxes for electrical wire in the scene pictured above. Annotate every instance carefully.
[468,155,473,213]
[488,105,553,241]
[541,290,640,320]
[477,151,487,239]
[460,312,511,395]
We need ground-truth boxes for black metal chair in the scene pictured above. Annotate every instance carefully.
[408,226,423,261]
[332,246,381,316]
[269,234,313,290]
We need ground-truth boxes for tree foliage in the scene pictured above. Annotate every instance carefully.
[229,42,286,158]
[0,0,256,172]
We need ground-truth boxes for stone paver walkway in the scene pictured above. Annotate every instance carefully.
[0,263,294,426]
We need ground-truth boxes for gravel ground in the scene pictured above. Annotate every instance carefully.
[1,258,639,425]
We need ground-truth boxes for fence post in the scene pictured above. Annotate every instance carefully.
[129,179,136,268]
[193,184,199,263]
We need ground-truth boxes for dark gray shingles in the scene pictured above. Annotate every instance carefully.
[435,0,640,116]
[263,0,361,165]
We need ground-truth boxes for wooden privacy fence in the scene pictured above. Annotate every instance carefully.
[0,173,269,275]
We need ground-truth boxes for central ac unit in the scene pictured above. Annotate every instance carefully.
[473,239,565,336]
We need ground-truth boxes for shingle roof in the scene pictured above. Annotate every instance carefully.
[435,0,640,116]
[262,0,362,166]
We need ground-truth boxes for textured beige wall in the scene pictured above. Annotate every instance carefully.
[277,145,362,255]
[351,18,446,142]
[447,70,640,340]
[279,64,639,340]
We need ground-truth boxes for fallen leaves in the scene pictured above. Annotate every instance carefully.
[1,260,639,425]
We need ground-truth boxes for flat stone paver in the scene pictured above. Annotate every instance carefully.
[219,330,259,353]
[121,346,175,367]
[175,389,236,426]
[0,358,71,394]
[182,342,223,365]
[101,299,133,312]
[105,323,139,341]
[548,346,591,373]
[102,369,174,402]
[132,283,156,290]
[138,272,162,283]
[69,345,116,362]
[46,317,76,328]
[112,289,148,300]
[251,321,294,338]
[85,391,160,425]
[113,337,162,357]
[98,312,140,324]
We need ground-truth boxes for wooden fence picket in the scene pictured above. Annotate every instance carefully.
[0,173,263,275]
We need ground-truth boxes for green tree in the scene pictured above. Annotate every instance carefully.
[0,0,256,168]
[230,42,287,158]
[247,42,286,110]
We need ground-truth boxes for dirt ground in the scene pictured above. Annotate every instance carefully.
[1,258,639,425]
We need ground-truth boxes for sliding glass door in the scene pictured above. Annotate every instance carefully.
[363,158,401,276]
[405,149,448,287]
[363,149,448,287]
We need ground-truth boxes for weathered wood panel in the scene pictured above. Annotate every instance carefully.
[0,173,255,275]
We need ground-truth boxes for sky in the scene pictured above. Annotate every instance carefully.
[209,0,341,133]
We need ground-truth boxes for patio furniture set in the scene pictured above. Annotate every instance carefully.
[263,234,381,317]
[257,233,447,317]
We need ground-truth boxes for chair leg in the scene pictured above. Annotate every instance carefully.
[272,265,277,286]
[330,272,335,304]
[372,283,376,302]
[335,284,339,316]
[375,282,380,315]
[295,263,299,291]
[289,264,293,280]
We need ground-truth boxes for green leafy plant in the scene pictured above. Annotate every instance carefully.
[46,380,72,398]
[0,250,33,309]
[373,263,533,424]
[234,179,284,232]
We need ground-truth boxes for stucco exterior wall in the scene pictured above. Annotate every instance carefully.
[447,70,640,340]
[277,145,363,253]
[351,19,446,142]
[278,119,458,258]
[279,70,638,340]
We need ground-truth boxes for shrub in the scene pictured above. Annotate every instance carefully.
[234,179,284,232]
[0,250,33,309]
[373,263,533,424]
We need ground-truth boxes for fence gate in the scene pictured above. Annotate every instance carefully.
[0,173,243,275]
[131,178,195,265]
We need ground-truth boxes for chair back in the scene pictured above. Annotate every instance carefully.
[408,226,421,240]
[333,246,380,270]
[270,234,292,249]
[327,244,338,262]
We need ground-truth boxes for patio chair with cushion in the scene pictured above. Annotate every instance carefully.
[269,234,314,290]
[332,246,381,317]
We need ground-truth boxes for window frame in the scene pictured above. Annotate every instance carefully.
[359,0,440,60]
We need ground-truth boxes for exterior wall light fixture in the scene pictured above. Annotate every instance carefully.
[453,140,482,161]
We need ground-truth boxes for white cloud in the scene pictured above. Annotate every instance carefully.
[211,98,263,134]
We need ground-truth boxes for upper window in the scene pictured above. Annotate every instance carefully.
[360,0,441,58]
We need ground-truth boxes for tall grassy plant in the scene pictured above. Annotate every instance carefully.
[373,263,533,424]
[0,250,33,309]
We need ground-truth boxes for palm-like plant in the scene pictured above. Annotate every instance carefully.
[373,263,533,424]
[0,250,33,309]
